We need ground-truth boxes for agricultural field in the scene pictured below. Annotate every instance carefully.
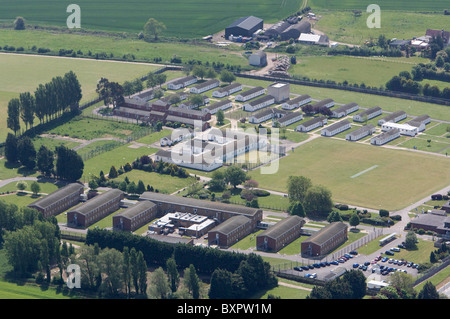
[249,137,450,211]
[309,0,450,11]
[0,0,302,37]
[0,53,159,142]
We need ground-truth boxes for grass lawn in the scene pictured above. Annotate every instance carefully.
[0,280,73,299]
[82,144,158,181]
[32,136,81,152]
[0,0,301,37]
[424,123,450,137]
[0,160,39,180]
[0,193,43,208]
[398,136,450,154]
[135,129,173,145]
[254,283,311,299]
[249,137,450,211]
[0,52,159,142]
[0,180,59,195]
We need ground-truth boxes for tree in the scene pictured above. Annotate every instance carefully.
[216,109,225,126]
[99,248,125,296]
[224,166,247,189]
[55,145,84,181]
[189,94,204,107]
[303,185,333,218]
[64,71,83,113]
[108,166,118,179]
[192,65,207,80]
[287,175,312,203]
[16,181,28,192]
[166,257,180,293]
[209,268,234,299]
[405,231,418,250]
[19,92,35,131]
[96,78,124,108]
[136,180,146,194]
[206,68,217,79]
[349,213,360,229]
[143,18,166,41]
[149,267,170,299]
[220,70,236,84]
[288,201,305,217]
[5,133,19,163]
[14,17,26,30]
[36,145,54,177]
[17,137,36,170]
[342,269,367,299]
[127,181,137,195]
[184,264,200,299]
[7,98,21,135]
[417,281,440,299]
[30,182,41,196]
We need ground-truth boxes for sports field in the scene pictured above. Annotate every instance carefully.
[0,0,302,37]
[0,53,159,141]
[249,137,450,211]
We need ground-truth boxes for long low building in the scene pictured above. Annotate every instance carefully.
[67,189,124,228]
[208,215,253,248]
[113,201,157,232]
[377,110,407,126]
[321,119,351,137]
[256,215,305,252]
[331,103,359,118]
[313,98,334,109]
[28,183,84,218]
[295,116,327,132]
[301,222,348,257]
[381,122,418,137]
[353,106,383,122]
[273,111,303,127]
[243,95,275,112]
[370,129,400,145]
[235,86,265,102]
[345,124,376,141]
[202,99,233,115]
[190,79,220,94]
[167,76,198,90]
[212,83,242,98]
[281,95,311,110]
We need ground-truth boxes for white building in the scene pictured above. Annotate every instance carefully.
[167,76,198,90]
[249,51,267,67]
[381,122,418,137]
[353,106,383,122]
[273,112,303,127]
[281,95,311,110]
[406,114,430,132]
[212,83,242,98]
[235,86,266,102]
[313,98,335,109]
[345,125,376,141]
[267,82,290,103]
[377,110,407,126]
[331,103,359,118]
[190,79,220,94]
[243,95,275,112]
[321,120,351,137]
[202,99,233,114]
[296,116,327,132]
[371,129,400,145]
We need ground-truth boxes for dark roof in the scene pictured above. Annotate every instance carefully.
[238,86,265,97]
[258,215,305,240]
[115,107,150,117]
[214,83,242,93]
[356,106,382,117]
[304,222,347,245]
[408,114,430,124]
[210,215,251,235]
[205,99,232,110]
[140,192,261,217]
[322,119,351,131]
[286,95,311,104]
[69,189,123,215]
[114,201,156,220]
[192,79,220,90]
[372,128,400,140]
[278,111,303,123]
[313,99,334,108]
[246,95,274,106]
[299,116,327,127]
[380,110,406,122]
[171,76,197,86]
[168,106,205,117]
[347,124,375,138]
[333,102,359,114]
[227,16,263,31]
[28,183,84,210]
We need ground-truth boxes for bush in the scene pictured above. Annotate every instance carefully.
[252,189,270,197]
[379,209,389,218]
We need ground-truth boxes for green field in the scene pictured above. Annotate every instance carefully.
[249,137,450,211]
[0,0,302,37]
[310,0,450,11]
[0,53,159,142]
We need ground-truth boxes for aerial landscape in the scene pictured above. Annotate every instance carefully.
[0,0,449,307]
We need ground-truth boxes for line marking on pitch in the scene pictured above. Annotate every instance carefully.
[351,165,379,178]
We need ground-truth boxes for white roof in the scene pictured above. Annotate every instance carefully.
[298,33,321,42]
[382,122,417,131]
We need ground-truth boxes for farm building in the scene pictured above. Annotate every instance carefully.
[167,76,198,90]
[67,189,124,228]
[425,29,450,46]
[256,215,305,252]
[321,120,351,137]
[370,129,400,145]
[267,82,290,103]
[381,122,418,137]
[225,16,263,39]
[243,95,275,112]
[313,98,334,109]
[265,20,311,41]
[377,110,407,126]
[298,33,329,46]
[295,116,327,132]
[273,111,303,127]
[301,222,348,257]
[249,51,268,67]
[281,95,311,110]
[140,192,262,227]
[235,86,266,102]
[345,124,376,141]
[208,215,253,248]
[212,83,242,98]
[113,201,157,232]
[331,103,359,118]
[389,39,411,50]
[353,106,383,122]
[189,79,220,94]
[202,99,233,114]
[27,183,84,218]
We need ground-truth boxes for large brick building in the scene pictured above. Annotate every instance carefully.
[256,215,305,252]
[301,222,348,257]
[113,200,157,232]
[27,183,84,218]
[67,189,124,228]
[208,215,253,248]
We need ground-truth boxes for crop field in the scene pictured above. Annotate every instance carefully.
[0,0,302,37]
[309,0,450,11]
[249,137,450,211]
[0,53,159,142]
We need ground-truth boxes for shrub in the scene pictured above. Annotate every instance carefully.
[379,209,389,218]
[252,189,270,197]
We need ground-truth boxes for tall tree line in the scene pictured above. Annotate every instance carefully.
[7,71,82,135]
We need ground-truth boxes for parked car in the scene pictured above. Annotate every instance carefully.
[385,250,394,256]
[302,266,310,271]
[349,250,358,255]
[311,273,317,279]
[364,261,370,266]
[294,266,302,272]
[407,262,413,268]
[304,273,311,278]
[353,263,359,268]
[390,247,400,252]
[398,244,406,249]
[381,257,389,262]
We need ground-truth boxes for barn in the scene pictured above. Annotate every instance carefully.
[225,16,263,39]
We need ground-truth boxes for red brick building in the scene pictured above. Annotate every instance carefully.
[301,222,348,257]
[256,215,305,252]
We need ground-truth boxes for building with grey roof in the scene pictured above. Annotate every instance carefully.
[208,215,253,248]
[212,83,242,98]
[202,99,233,114]
[301,222,348,257]
[295,116,327,132]
[281,95,311,110]
[346,124,376,141]
[243,95,275,112]
[321,119,351,137]
[190,79,220,94]
[377,110,407,126]
[331,103,359,118]
[235,86,266,102]
[28,183,84,218]
[256,215,305,251]
[225,16,263,39]
[353,106,382,122]
[313,98,334,109]
[67,189,124,228]
[113,201,157,232]
[370,128,400,145]
[273,111,303,127]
